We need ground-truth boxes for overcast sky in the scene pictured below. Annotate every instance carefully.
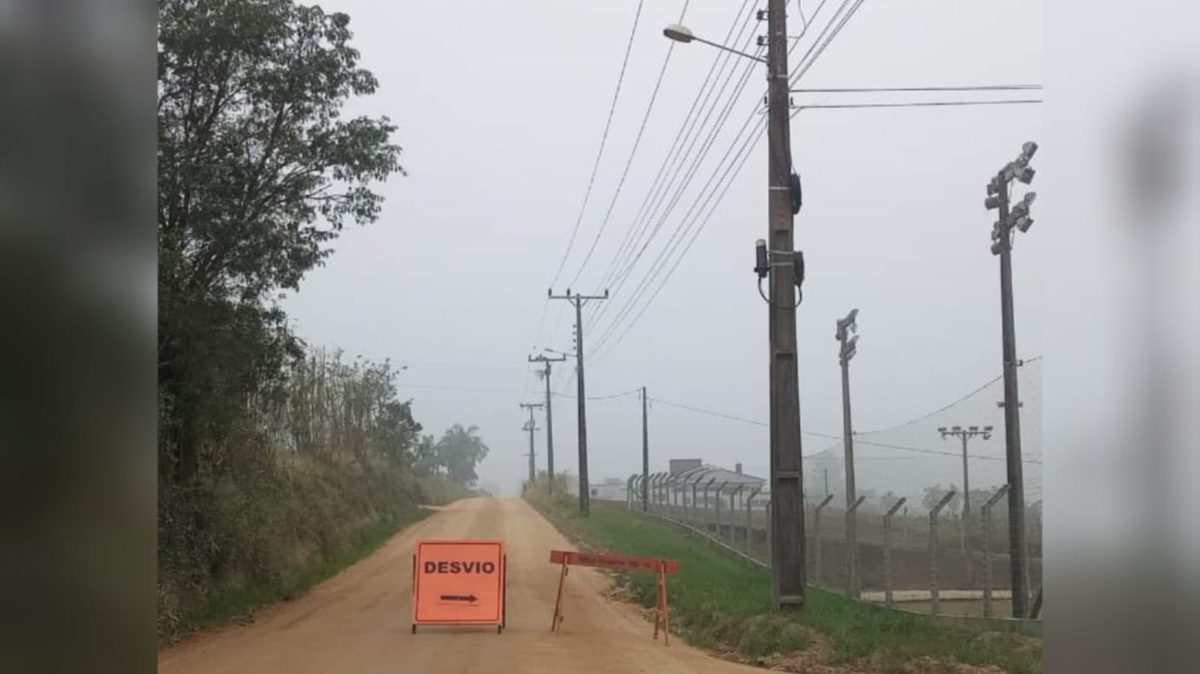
[284,0,1044,497]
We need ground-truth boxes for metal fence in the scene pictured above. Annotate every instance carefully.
[622,474,1042,619]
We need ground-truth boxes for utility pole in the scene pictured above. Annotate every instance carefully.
[662,0,805,609]
[937,425,994,553]
[547,288,608,515]
[764,0,806,611]
[984,140,1038,618]
[835,308,859,597]
[519,402,543,486]
[529,352,567,491]
[640,386,649,512]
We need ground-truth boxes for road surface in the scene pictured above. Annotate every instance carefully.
[158,497,760,674]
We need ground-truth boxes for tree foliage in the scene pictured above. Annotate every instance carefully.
[155,1,496,639]
[921,483,962,514]
[157,0,403,483]
[434,424,491,488]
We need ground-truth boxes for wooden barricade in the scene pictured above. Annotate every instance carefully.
[548,550,679,644]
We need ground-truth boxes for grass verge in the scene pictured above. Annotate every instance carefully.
[526,483,1040,674]
[171,508,431,637]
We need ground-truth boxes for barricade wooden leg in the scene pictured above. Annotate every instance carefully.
[500,554,507,634]
[653,570,661,642]
[658,564,670,645]
[551,562,568,632]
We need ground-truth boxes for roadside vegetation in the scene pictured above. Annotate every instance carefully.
[157,1,488,641]
[525,482,1041,674]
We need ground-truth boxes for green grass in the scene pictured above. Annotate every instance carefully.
[530,492,1040,673]
[177,511,429,634]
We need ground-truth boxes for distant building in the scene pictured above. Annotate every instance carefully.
[669,458,702,475]
[590,477,627,501]
[660,460,767,510]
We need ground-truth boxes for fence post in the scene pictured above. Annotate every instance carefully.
[981,484,1010,617]
[813,494,834,586]
[745,487,762,555]
[627,474,637,509]
[690,479,699,524]
[676,475,687,520]
[883,497,907,607]
[929,489,957,616]
[702,478,715,532]
[766,498,773,561]
[728,485,743,543]
[713,481,727,537]
[847,495,866,598]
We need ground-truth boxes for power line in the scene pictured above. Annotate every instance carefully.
[648,396,768,427]
[647,380,1044,466]
[398,383,524,394]
[587,26,773,340]
[789,0,867,86]
[595,0,755,292]
[552,388,641,401]
[585,0,841,344]
[592,110,765,358]
[593,5,1039,360]
[568,0,693,288]
[791,84,1042,93]
[793,99,1042,114]
[590,46,765,350]
[588,0,862,354]
[855,355,1041,435]
[549,0,648,287]
[592,0,758,295]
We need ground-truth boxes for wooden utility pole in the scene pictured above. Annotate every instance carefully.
[640,386,649,512]
[985,141,1037,617]
[764,0,806,611]
[937,424,993,555]
[520,402,543,486]
[835,309,859,597]
[547,288,608,515]
[529,353,567,491]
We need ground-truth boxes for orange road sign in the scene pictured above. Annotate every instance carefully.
[412,540,506,633]
[548,549,677,644]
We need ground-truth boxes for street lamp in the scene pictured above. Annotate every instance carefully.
[662,23,767,63]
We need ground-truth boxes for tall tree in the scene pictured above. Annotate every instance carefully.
[157,0,403,483]
[435,425,490,488]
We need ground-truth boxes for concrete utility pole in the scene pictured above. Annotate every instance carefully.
[763,0,807,612]
[529,352,567,491]
[835,308,859,597]
[547,288,608,515]
[937,424,993,553]
[663,0,805,610]
[640,386,649,512]
[984,140,1038,618]
[519,402,543,486]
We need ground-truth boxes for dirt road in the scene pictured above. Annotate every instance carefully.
[159,497,760,674]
